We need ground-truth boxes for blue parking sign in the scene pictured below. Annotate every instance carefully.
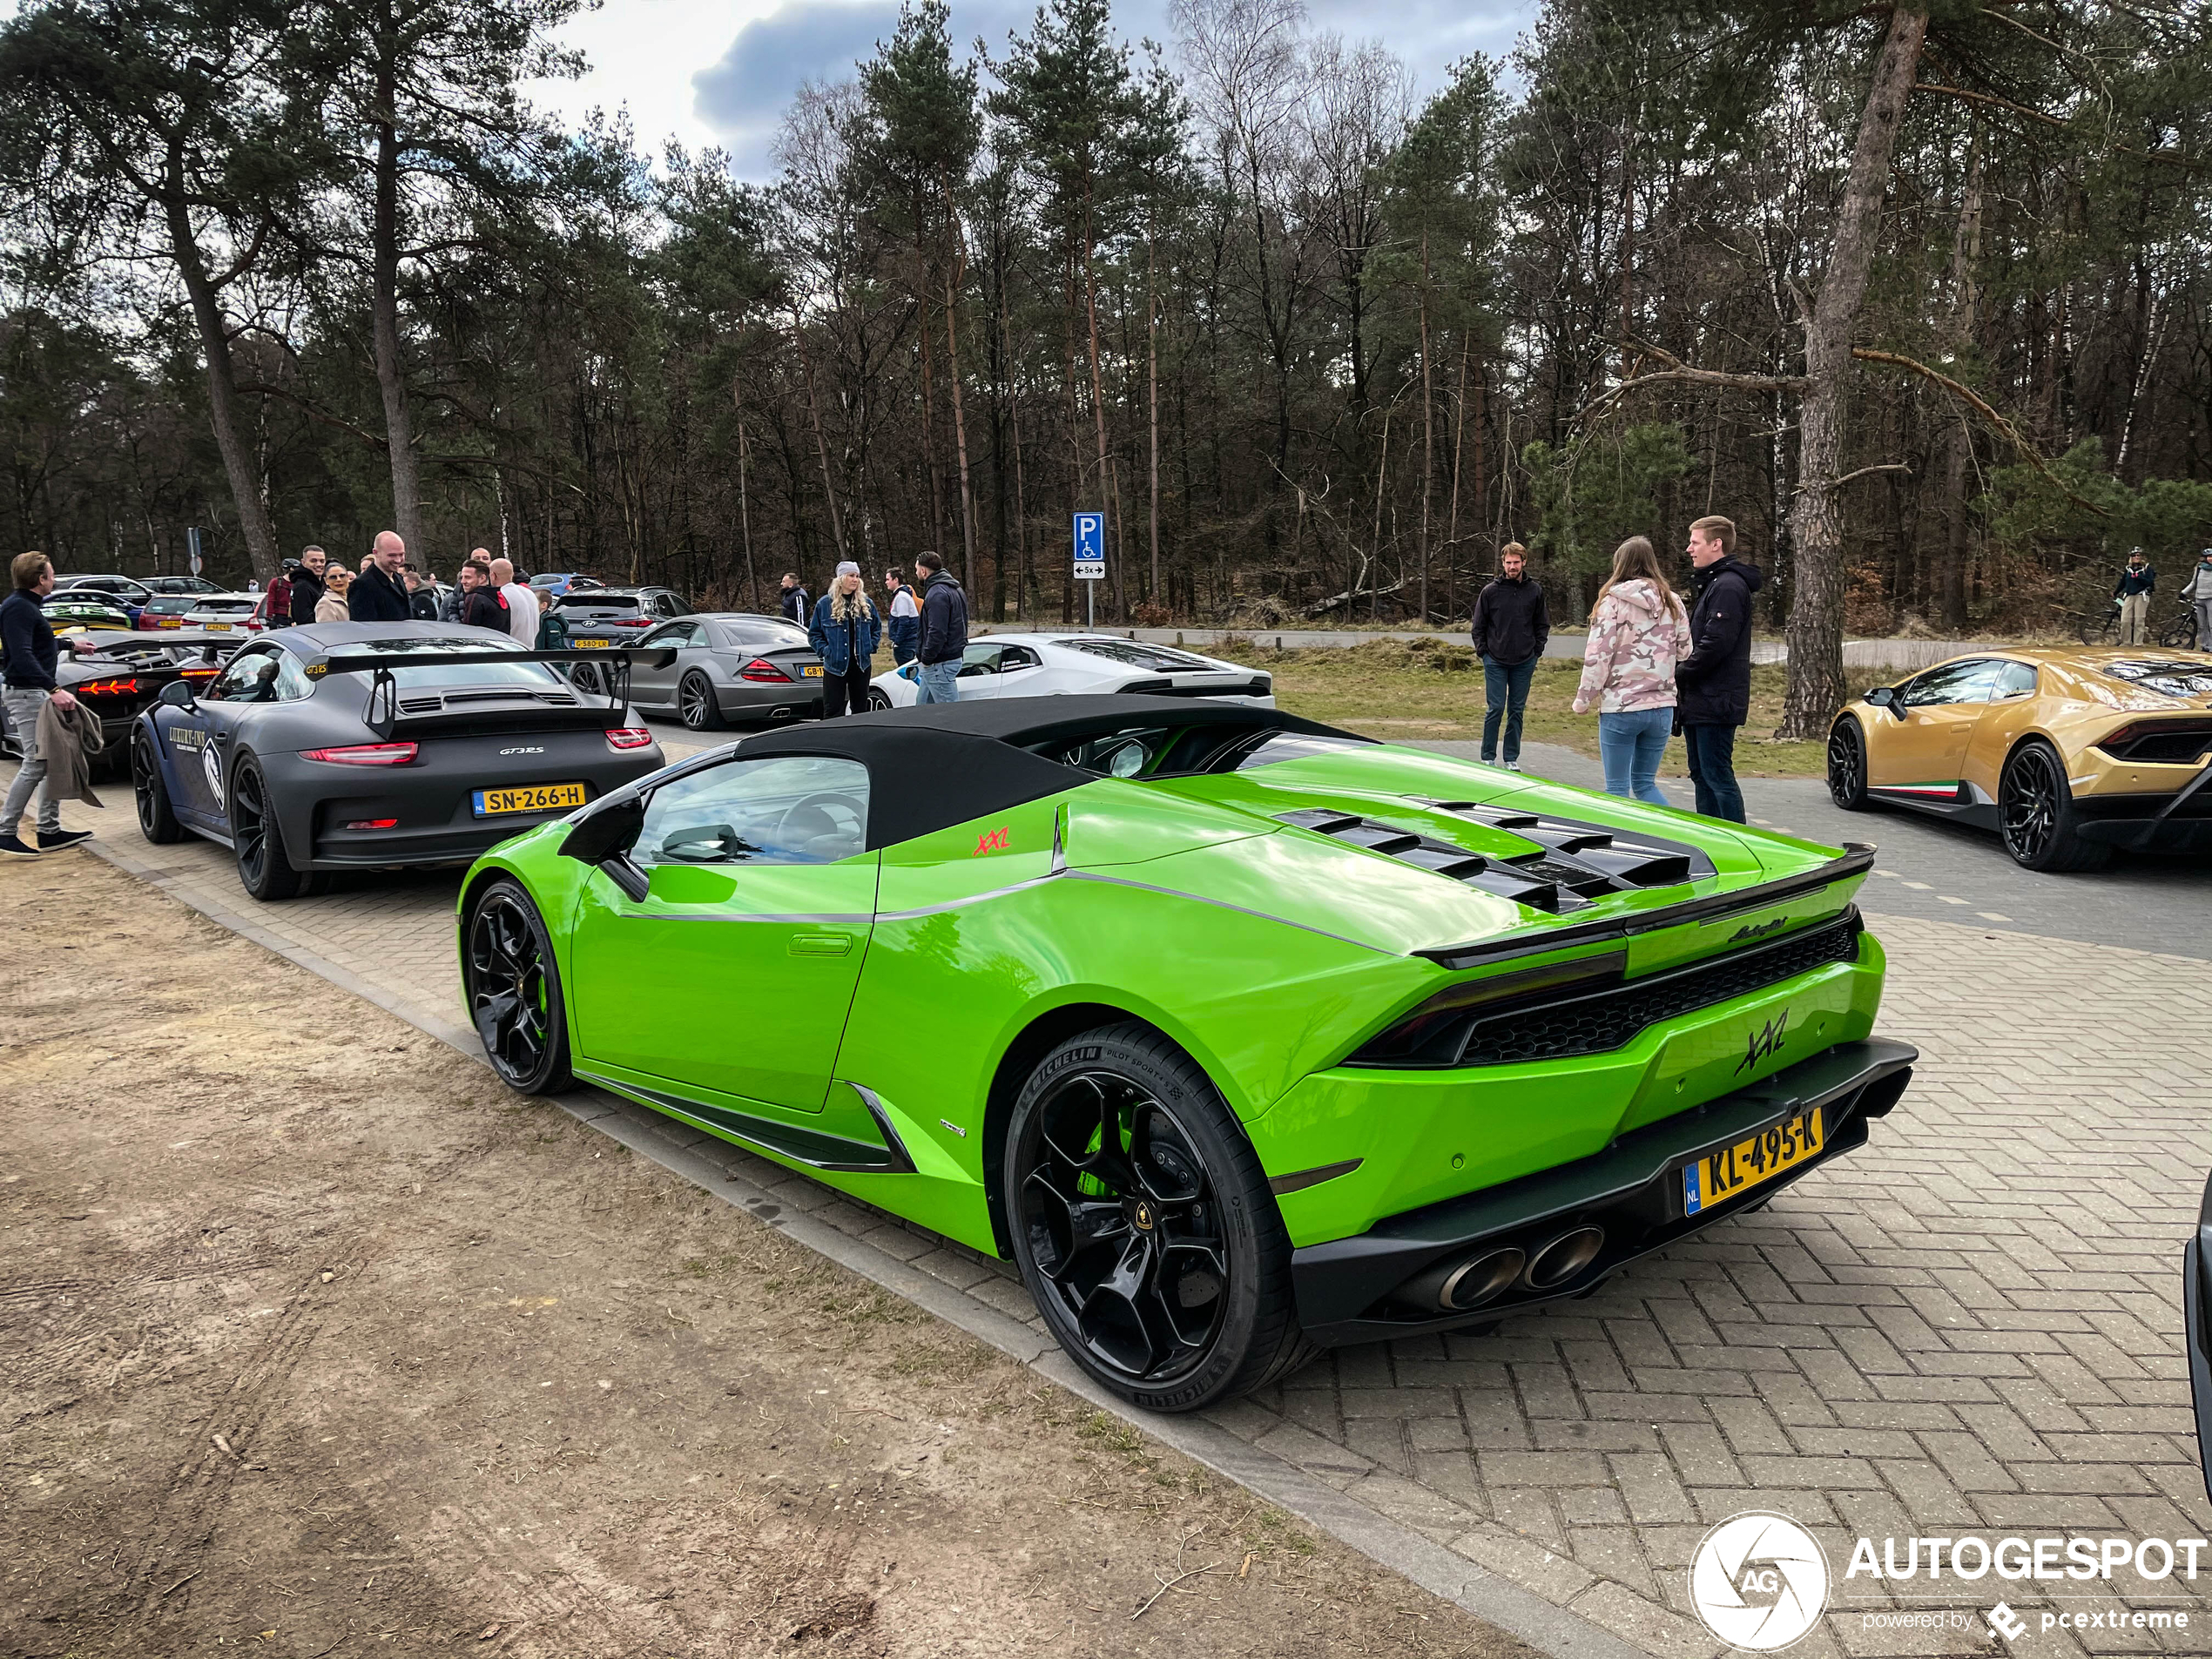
[1072,512,1104,580]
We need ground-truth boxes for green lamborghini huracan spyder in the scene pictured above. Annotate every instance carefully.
[456,696,1913,1412]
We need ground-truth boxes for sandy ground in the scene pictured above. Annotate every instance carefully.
[0,853,1534,1659]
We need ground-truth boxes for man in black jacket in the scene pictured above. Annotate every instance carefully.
[1469,542,1549,771]
[913,552,968,705]
[1675,516,1763,824]
[289,546,327,625]
[779,573,811,627]
[348,532,413,622]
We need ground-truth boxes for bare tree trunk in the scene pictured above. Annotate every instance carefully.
[1371,403,1391,624]
[1780,5,1930,739]
[1148,219,1161,610]
[369,9,422,559]
[792,316,848,562]
[162,157,279,579]
[1418,233,1434,624]
[1936,126,1982,634]
[732,378,759,609]
[1082,190,1116,620]
[1445,337,1468,618]
[941,176,978,588]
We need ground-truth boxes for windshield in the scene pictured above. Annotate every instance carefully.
[715,617,811,648]
[145,597,198,614]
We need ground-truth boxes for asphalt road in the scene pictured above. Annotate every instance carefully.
[1421,738,2212,961]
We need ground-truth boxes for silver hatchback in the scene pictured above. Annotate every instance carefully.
[625,612,826,729]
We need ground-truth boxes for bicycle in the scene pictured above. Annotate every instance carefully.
[2156,601,2198,650]
[2074,602,2121,645]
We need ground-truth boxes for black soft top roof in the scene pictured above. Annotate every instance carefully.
[732,696,1363,849]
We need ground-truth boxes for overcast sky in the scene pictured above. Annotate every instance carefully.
[531,0,1540,179]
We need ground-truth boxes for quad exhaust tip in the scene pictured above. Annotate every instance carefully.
[1393,1245,1525,1314]
[1521,1225,1606,1291]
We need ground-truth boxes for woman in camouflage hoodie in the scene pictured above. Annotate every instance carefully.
[1570,536,1691,805]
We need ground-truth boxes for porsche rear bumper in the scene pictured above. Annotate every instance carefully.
[1288,1037,1916,1347]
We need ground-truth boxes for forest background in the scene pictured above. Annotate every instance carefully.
[3,0,2209,733]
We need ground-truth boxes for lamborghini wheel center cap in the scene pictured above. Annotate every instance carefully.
[1129,1200,1156,1233]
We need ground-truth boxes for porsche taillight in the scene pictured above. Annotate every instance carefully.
[605,727,653,751]
[299,742,418,765]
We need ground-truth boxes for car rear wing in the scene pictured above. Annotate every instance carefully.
[307,648,677,741]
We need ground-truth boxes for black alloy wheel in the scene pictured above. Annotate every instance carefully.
[1006,1024,1312,1412]
[463,879,575,1094]
[1825,718,1870,812]
[1999,739,2109,873]
[678,671,725,731]
[133,730,184,844]
[229,757,307,900]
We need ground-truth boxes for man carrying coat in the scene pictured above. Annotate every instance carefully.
[1675,515,1763,824]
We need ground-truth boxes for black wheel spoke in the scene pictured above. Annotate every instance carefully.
[466,894,557,1085]
[1016,1065,1231,1387]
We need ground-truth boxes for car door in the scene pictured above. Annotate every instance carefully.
[628,620,698,709]
[568,752,878,1115]
[162,643,284,823]
[1867,658,2003,796]
[953,643,1012,699]
[1964,659,2040,801]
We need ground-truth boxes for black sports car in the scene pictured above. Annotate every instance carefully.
[131,622,667,900]
[2188,1170,2212,1502]
[2,629,244,780]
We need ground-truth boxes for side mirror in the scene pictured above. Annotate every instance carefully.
[1863,685,1904,718]
[158,678,196,710]
[561,793,644,867]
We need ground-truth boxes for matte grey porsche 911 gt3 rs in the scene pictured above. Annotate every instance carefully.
[132,622,666,900]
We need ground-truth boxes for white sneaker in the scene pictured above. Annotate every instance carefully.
[1505,761,1524,772]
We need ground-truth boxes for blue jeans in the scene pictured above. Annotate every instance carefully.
[1683,723,1744,822]
[1598,707,1673,805]
[915,661,961,705]
[1480,656,1536,763]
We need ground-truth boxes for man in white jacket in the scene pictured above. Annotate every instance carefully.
[489,555,539,647]
[2183,549,2212,651]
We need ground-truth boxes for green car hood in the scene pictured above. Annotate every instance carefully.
[1063,741,1849,961]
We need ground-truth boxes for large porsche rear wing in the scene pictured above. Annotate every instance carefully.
[307,647,677,741]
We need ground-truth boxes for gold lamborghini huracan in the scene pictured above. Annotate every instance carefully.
[1828,648,2212,871]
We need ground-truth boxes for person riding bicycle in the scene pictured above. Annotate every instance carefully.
[2114,549,2156,645]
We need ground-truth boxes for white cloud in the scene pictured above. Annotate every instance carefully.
[531,0,1535,178]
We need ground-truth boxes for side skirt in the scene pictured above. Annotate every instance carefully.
[576,1069,911,1173]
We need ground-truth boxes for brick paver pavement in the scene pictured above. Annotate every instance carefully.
[12,742,2212,1658]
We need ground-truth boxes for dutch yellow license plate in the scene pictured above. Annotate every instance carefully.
[574,637,610,648]
[1682,1108,1824,1215]
[801,665,824,677]
[206,621,232,631]
[471,781,587,818]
